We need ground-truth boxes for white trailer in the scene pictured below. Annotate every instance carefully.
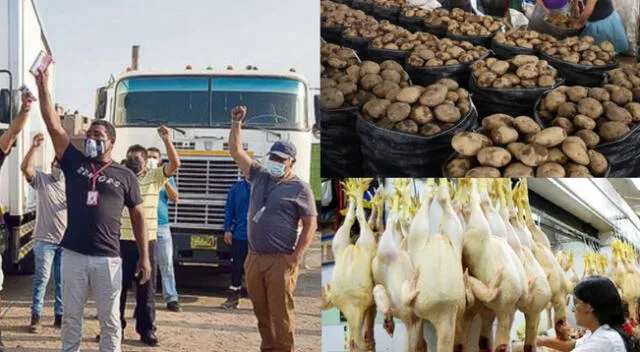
[0,0,55,273]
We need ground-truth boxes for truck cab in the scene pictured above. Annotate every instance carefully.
[95,65,316,266]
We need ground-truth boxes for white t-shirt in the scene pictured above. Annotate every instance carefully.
[574,324,626,352]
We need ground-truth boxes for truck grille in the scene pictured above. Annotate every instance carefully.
[168,155,240,230]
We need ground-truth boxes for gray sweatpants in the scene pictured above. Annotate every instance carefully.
[61,249,122,352]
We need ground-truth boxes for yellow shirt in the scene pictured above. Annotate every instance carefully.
[120,167,169,241]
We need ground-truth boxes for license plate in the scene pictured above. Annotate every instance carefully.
[190,235,217,250]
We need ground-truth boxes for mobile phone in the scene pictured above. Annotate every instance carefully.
[29,50,53,76]
[19,85,37,101]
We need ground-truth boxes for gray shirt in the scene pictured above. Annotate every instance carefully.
[247,162,317,254]
[30,171,67,244]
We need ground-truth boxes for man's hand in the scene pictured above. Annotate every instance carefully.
[157,125,171,142]
[571,21,584,29]
[20,90,34,113]
[32,133,44,148]
[136,257,152,285]
[224,232,233,246]
[34,66,51,88]
[231,106,247,122]
[285,253,300,269]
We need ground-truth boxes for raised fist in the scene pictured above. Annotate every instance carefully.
[157,125,170,141]
[33,133,44,148]
[230,106,247,122]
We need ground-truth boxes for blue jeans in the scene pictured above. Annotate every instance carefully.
[31,240,63,317]
[156,224,178,303]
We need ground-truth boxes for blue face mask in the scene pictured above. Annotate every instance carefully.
[84,138,106,159]
[265,159,286,178]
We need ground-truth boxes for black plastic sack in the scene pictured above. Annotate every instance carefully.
[367,45,411,64]
[398,15,425,33]
[332,0,354,5]
[341,36,372,59]
[351,0,374,14]
[373,5,401,24]
[469,71,564,118]
[540,52,618,87]
[404,51,490,87]
[490,40,537,60]
[438,0,453,10]
[423,22,448,37]
[446,31,495,47]
[356,104,479,176]
[321,106,364,177]
[321,25,347,44]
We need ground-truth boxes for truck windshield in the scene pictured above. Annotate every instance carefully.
[114,76,307,129]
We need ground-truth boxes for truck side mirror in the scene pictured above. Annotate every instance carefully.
[0,89,12,124]
[94,87,107,119]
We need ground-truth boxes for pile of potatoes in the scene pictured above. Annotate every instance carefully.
[361,78,472,135]
[424,9,454,27]
[540,36,616,66]
[321,1,372,28]
[472,55,560,89]
[424,8,502,35]
[374,0,406,8]
[407,37,488,67]
[537,85,640,146]
[493,30,557,50]
[607,64,640,101]
[447,114,609,177]
[343,21,383,38]
[370,25,437,51]
[402,7,430,18]
[545,12,583,29]
[321,45,411,109]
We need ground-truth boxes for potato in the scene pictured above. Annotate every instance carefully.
[477,147,512,168]
[513,116,541,134]
[503,73,521,86]
[536,163,566,177]
[574,129,600,148]
[396,86,423,104]
[320,87,345,109]
[457,100,471,116]
[512,55,538,67]
[437,78,459,91]
[529,127,567,147]
[478,71,498,88]
[504,162,535,177]
[577,97,604,118]
[544,91,567,112]
[385,87,402,102]
[557,102,578,118]
[420,123,441,136]
[376,117,396,129]
[548,148,569,164]
[456,88,470,100]
[361,74,384,90]
[492,77,512,88]
[565,163,592,177]
[419,84,448,107]
[434,104,462,123]
[360,61,381,76]
[599,41,614,52]
[452,132,493,156]
[372,81,401,98]
[482,114,514,129]
[507,142,527,156]
[380,60,404,72]
[380,69,402,83]
[516,64,539,80]
[551,117,575,136]
[605,104,632,123]
[517,144,549,167]
[588,87,610,102]
[586,150,608,176]
[561,136,589,165]
[567,86,589,103]
[625,102,640,122]
[538,75,556,87]
[489,61,510,75]
[446,92,460,103]
[394,119,419,134]
[573,115,596,130]
[491,126,519,145]
[409,106,434,124]
[363,99,391,119]
[465,167,501,177]
[611,88,633,106]
[599,121,630,141]
[446,158,473,177]
[387,102,412,122]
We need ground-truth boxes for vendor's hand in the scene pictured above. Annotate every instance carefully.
[224,232,233,246]
[572,21,584,29]
[285,253,300,269]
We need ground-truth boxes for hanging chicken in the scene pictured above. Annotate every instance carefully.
[323,178,378,352]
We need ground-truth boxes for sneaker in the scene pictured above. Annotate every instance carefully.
[140,331,159,346]
[29,315,41,334]
[54,314,62,328]
[166,301,182,312]
[220,291,240,310]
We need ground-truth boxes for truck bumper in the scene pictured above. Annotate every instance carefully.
[171,229,231,267]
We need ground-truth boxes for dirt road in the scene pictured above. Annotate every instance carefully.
[0,239,321,352]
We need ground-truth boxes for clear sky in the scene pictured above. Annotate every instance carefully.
[37,0,319,116]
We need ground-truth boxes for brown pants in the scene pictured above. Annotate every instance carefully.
[245,252,299,352]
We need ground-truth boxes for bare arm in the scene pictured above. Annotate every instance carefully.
[0,95,32,154]
[35,68,70,160]
[537,336,576,352]
[577,0,597,23]
[157,125,181,176]
[165,182,179,203]
[20,133,44,182]
[229,106,253,178]
[291,216,318,263]
[129,204,151,284]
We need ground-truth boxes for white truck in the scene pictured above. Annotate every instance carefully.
[95,55,316,267]
[0,0,55,273]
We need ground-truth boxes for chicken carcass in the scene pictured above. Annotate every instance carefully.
[323,179,377,351]
[372,180,425,352]
[367,185,386,239]
[610,241,640,324]
[556,250,579,292]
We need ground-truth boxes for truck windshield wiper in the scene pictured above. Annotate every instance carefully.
[127,118,186,135]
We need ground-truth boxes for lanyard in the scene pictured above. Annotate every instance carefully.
[90,161,113,191]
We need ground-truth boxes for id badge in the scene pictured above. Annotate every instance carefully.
[252,206,266,223]
[87,190,99,206]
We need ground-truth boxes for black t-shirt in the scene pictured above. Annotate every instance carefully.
[0,149,5,172]
[59,144,142,257]
[589,0,614,22]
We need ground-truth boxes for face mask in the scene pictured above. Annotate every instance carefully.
[125,158,145,175]
[265,159,286,178]
[51,167,63,182]
[84,138,106,159]
[147,159,159,169]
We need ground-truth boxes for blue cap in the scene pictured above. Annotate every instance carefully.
[269,141,296,160]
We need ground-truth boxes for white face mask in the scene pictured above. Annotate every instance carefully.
[147,158,159,169]
[265,159,286,178]
[51,167,63,182]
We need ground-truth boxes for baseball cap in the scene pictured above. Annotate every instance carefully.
[269,141,296,160]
